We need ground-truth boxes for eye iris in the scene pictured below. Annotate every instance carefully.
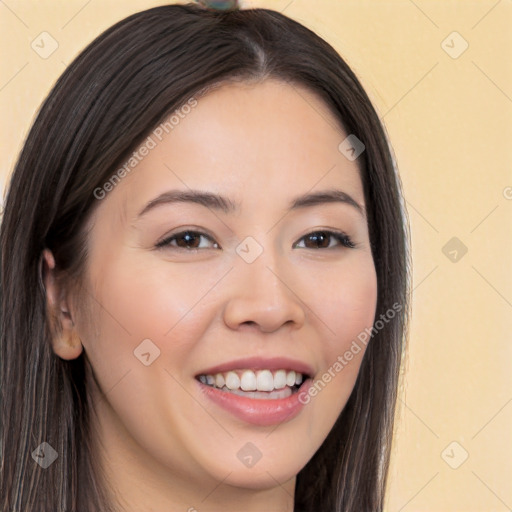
[177,231,200,248]
[305,232,329,249]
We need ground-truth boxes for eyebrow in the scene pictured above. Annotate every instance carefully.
[137,188,365,218]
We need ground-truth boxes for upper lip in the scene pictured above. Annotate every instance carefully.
[196,356,315,379]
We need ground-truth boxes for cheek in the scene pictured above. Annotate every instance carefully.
[82,253,223,347]
[305,251,378,348]
[75,252,229,417]
[296,253,377,440]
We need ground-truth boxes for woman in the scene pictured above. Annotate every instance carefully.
[0,1,411,510]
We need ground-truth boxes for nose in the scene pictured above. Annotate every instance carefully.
[222,245,306,333]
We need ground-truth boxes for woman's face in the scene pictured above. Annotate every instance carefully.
[68,79,377,506]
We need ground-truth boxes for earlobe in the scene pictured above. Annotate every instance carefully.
[41,248,83,360]
[50,329,84,360]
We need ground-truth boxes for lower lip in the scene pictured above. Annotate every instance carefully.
[197,379,312,426]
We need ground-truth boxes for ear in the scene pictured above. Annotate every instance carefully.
[41,248,83,360]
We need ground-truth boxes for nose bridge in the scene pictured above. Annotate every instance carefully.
[222,235,306,332]
[244,239,286,298]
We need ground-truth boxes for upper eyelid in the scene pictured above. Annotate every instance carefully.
[155,230,215,248]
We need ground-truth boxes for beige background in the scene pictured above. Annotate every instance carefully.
[1,1,511,510]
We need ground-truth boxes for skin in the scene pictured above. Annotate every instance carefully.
[43,78,378,512]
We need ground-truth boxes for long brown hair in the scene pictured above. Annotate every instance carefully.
[0,3,411,510]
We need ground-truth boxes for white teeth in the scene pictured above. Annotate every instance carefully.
[215,373,225,388]
[225,371,240,390]
[256,370,274,391]
[273,369,287,389]
[240,370,257,391]
[198,369,306,393]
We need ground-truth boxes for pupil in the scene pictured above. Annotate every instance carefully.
[179,232,198,248]
[307,232,328,249]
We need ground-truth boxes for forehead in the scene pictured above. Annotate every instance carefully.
[94,78,365,223]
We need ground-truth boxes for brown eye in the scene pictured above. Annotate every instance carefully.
[294,230,355,250]
[156,230,219,250]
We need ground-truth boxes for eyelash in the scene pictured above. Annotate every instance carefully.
[155,229,356,251]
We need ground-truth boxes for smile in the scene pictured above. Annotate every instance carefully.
[195,357,314,426]
[197,369,305,397]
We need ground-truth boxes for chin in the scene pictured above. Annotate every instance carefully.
[217,463,299,490]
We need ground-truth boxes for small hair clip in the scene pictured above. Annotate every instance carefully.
[196,0,240,11]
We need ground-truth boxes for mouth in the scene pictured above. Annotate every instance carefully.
[196,368,310,400]
[195,358,314,426]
